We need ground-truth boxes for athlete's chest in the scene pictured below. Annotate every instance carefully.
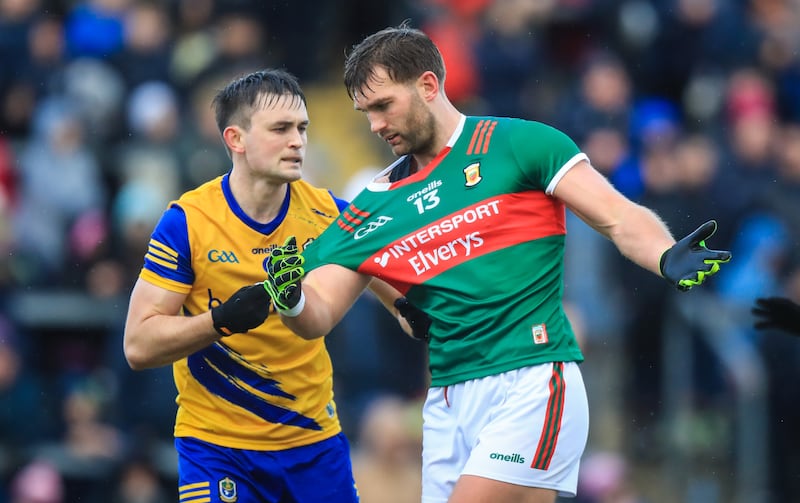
[338,155,556,288]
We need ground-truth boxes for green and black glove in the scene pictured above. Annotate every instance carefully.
[394,297,431,342]
[263,236,306,316]
[211,283,271,336]
[752,297,800,335]
[659,220,732,291]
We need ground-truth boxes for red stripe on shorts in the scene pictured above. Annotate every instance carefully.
[531,362,565,470]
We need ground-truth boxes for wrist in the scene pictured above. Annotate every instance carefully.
[210,307,229,336]
[278,290,306,317]
[658,247,670,278]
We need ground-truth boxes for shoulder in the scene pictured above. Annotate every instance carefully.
[289,179,348,214]
[502,118,579,154]
[174,176,224,208]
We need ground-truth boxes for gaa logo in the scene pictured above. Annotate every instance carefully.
[208,250,239,263]
[354,215,393,240]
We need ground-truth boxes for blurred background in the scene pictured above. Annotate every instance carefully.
[0,0,799,502]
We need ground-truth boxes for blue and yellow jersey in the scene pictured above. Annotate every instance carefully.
[140,173,347,450]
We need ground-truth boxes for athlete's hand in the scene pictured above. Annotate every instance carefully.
[211,283,271,336]
[264,236,305,316]
[752,297,800,335]
[659,220,731,291]
[394,297,431,341]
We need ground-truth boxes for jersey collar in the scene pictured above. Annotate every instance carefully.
[367,114,466,192]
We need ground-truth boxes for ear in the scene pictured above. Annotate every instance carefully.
[222,125,245,154]
[417,71,441,103]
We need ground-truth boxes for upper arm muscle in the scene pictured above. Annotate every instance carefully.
[552,160,633,238]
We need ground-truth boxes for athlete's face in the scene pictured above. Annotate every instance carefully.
[353,66,437,158]
[236,93,309,183]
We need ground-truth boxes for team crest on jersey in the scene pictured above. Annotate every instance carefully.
[463,162,482,187]
[531,324,548,344]
[218,477,237,502]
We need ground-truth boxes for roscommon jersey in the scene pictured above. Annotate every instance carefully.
[139,173,346,450]
[302,116,586,387]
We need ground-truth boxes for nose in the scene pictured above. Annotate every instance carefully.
[288,128,305,148]
[367,112,385,135]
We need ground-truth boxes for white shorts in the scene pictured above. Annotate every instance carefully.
[421,362,589,502]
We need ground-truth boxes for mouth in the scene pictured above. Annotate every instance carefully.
[283,156,303,165]
[384,133,401,145]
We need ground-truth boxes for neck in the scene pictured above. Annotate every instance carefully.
[228,168,288,224]
[414,102,462,168]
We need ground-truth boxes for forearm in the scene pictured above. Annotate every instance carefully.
[367,277,417,338]
[279,265,373,339]
[124,311,219,370]
[367,278,403,315]
[603,202,675,276]
[280,282,343,340]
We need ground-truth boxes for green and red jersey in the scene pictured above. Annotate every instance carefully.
[303,116,587,386]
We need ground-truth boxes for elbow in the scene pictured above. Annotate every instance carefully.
[123,337,154,371]
[296,329,327,341]
[282,317,328,341]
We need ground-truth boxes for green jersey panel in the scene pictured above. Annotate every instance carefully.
[303,116,586,386]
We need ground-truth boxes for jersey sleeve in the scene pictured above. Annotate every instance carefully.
[509,119,587,194]
[138,203,194,293]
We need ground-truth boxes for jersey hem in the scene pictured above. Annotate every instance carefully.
[429,354,584,387]
[174,424,342,451]
[459,468,577,497]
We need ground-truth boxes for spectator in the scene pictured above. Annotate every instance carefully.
[10,460,63,503]
[350,395,423,503]
[12,97,107,286]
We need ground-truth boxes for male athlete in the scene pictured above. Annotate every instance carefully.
[123,68,418,502]
[262,25,732,503]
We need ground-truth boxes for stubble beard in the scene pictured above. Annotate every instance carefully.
[393,97,437,159]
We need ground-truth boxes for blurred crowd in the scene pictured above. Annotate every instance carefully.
[0,0,799,502]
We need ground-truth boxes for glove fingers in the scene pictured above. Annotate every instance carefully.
[283,236,297,251]
[677,260,723,289]
[275,269,303,287]
[764,297,794,309]
[273,262,304,281]
[754,320,776,330]
[689,220,718,245]
[704,250,732,263]
[394,297,411,314]
[269,256,304,278]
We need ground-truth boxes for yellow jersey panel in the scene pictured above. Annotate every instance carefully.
[139,174,344,450]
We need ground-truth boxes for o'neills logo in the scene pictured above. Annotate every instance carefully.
[489,452,525,463]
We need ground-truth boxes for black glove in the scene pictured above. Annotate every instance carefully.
[394,297,431,341]
[211,283,271,336]
[752,297,800,335]
[659,220,732,291]
[263,236,305,314]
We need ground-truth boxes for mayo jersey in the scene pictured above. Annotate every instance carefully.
[139,173,346,450]
[303,116,586,387]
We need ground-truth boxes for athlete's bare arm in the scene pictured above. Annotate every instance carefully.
[281,263,372,340]
[124,278,219,370]
[367,277,416,337]
[553,160,675,276]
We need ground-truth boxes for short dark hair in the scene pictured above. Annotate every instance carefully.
[343,22,446,99]
[212,68,306,135]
